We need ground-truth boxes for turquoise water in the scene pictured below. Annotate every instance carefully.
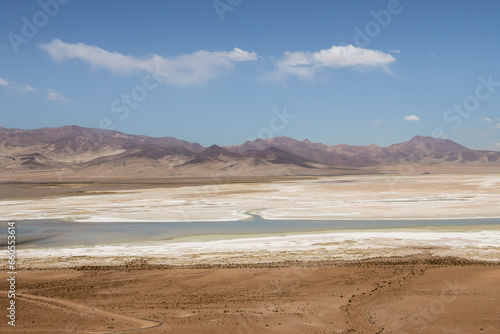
[2,217,500,249]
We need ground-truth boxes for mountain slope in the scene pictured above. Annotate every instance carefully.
[0,125,204,156]
[1,125,499,180]
[244,146,314,168]
[233,135,500,168]
[184,145,246,164]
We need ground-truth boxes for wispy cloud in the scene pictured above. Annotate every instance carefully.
[492,123,500,129]
[24,84,36,92]
[46,89,65,101]
[264,44,395,82]
[390,49,401,54]
[485,117,492,122]
[40,39,258,87]
[403,115,420,121]
[0,78,36,93]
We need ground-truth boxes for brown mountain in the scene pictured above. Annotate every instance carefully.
[231,135,500,168]
[1,125,499,181]
[230,137,383,167]
[0,125,204,168]
[184,145,246,164]
[0,125,204,154]
[244,147,315,168]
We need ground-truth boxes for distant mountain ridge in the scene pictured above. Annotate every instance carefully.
[230,135,499,167]
[0,125,204,155]
[1,125,499,180]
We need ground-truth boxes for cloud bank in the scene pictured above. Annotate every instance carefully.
[40,40,397,86]
[264,44,396,82]
[40,39,258,86]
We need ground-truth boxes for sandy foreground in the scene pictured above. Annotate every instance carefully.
[1,174,500,333]
[1,257,499,333]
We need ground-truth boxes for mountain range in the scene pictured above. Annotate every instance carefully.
[1,125,499,181]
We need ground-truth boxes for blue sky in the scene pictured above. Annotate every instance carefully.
[1,0,499,149]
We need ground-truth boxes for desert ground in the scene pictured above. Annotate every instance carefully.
[1,174,500,333]
[0,257,499,333]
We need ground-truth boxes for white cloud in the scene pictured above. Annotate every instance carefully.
[429,52,435,56]
[264,44,395,82]
[390,49,401,54]
[0,78,36,93]
[492,123,500,129]
[24,84,36,92]
[404,115,420,121]
[46,89,65,101]
[40,39,258,86]
[485,117,492,122]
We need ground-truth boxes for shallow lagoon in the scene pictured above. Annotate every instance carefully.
[3,217,500,249]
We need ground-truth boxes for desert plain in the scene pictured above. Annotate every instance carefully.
[1,173,500,333]
[2,173,500,223]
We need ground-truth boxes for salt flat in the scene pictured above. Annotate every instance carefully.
[12,228,500,268]
[1,174,499,222]
[2,174,500,268]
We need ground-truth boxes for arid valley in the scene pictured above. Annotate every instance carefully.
[3,1,500,332]
[1,133,500,333]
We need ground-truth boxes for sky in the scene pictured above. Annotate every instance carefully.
[1,0,500,149]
